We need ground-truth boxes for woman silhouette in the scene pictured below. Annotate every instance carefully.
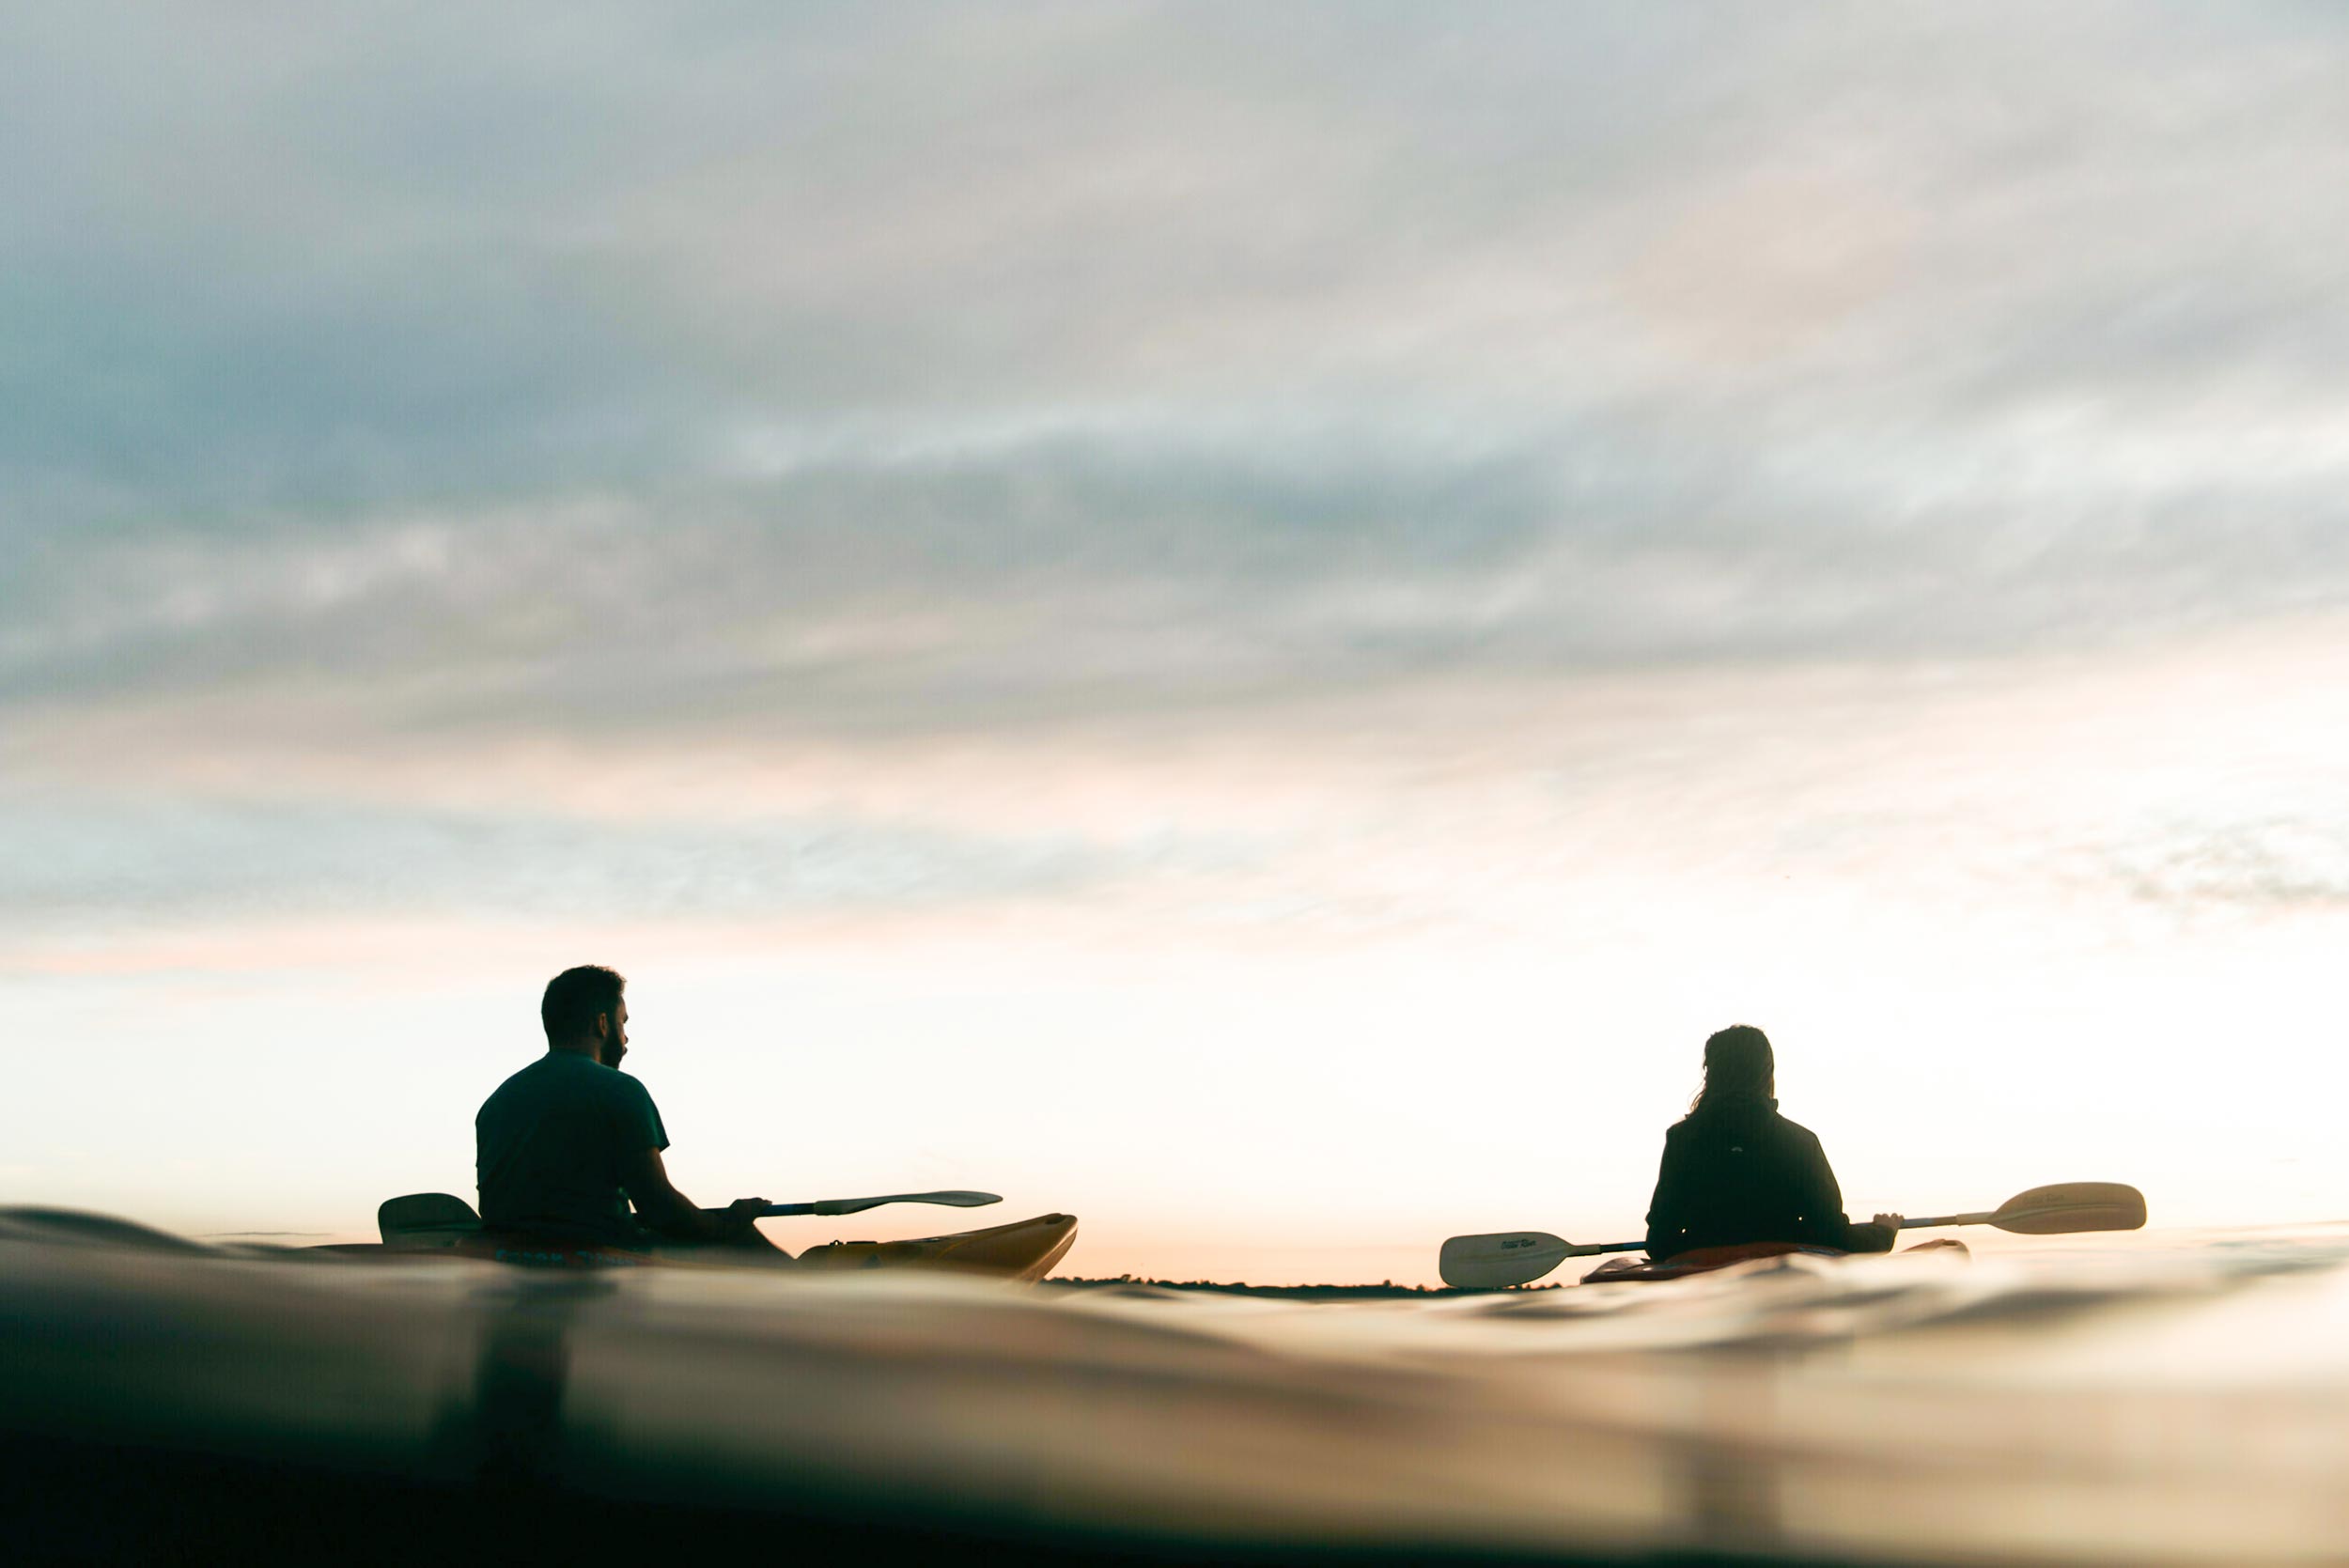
[1643,1025,1899,1262]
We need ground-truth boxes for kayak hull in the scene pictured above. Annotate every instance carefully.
[325,1196,1079,1282]
[1583,1235,1968,1283]
[794,1213,1079,1284]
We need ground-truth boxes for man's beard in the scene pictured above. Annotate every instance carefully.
[601,1038,628,1069]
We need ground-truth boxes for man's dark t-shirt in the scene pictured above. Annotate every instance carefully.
[1643,1095,1855,1260]
[476,1052,669,1246]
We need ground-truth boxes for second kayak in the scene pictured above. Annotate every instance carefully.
[1582,1235,1969,1282]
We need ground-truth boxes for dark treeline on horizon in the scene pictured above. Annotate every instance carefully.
[1040,1276,1566,1299]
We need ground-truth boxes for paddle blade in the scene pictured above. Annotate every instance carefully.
[1439,1231,1572,1290]
[807,1189,1003,1218]
[881,1189,1002,1210]
[1989,1182,2146,1235]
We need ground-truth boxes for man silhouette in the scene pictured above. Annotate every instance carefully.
[476,964,785,1259]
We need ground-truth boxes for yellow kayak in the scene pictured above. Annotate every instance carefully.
[793,1213,1078,1283]
[351,1193,1078,1281]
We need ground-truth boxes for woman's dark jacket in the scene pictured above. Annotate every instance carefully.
[1643,1094,1857,1260]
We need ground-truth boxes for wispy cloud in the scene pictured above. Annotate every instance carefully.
[0,789,1251,937]
[2101,817,2349,915]
[9,7,2349,753]
[9,4,2349,947]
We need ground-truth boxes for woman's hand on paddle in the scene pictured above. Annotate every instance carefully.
[1844,1213,1904,1252]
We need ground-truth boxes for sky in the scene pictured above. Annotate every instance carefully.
[8,4,2349,1283]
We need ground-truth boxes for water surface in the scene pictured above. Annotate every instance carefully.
[5,1211,2346,1565]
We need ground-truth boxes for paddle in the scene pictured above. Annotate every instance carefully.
[377,1188,1004,1246]
[758,1189,1002,1219]
[1438,1181,2147,1290]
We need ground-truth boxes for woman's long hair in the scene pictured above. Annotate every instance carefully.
[1688,1024,1775,1114]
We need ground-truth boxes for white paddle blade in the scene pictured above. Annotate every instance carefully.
[810,1189,1003,1217]
[1990,1182,2146,1235]
[1439,1231,1572,1290]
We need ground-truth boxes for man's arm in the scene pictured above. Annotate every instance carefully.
[623,1148,765,1241]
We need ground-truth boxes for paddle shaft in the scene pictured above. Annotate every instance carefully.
[1438,1183,2143,1289]
[1572,1211,1996,1255]
[1480,1190,2135,1265]
[1540,1216,1950,1260]
[1475,1202,2123,1258]
[1552,1205,2074,1262]
[1441,1215,1968,1282]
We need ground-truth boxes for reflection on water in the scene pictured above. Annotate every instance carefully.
[7,1210,2349,1565]
[458,1275,611,1496]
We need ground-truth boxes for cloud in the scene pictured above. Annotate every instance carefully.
[2101,816,2349,915]
[10,416,2349,754]
[0,788,1241,934]
[8,4,2349,747]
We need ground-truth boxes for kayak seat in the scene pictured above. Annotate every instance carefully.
[378,1192,484,1249]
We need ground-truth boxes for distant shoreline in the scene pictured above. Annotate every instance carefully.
[1039,1276,1564,1299]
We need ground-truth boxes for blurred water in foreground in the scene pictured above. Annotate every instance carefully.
[7,1211,2349,1566]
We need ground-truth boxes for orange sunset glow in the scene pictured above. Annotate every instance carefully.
[8,8,2349,1289]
